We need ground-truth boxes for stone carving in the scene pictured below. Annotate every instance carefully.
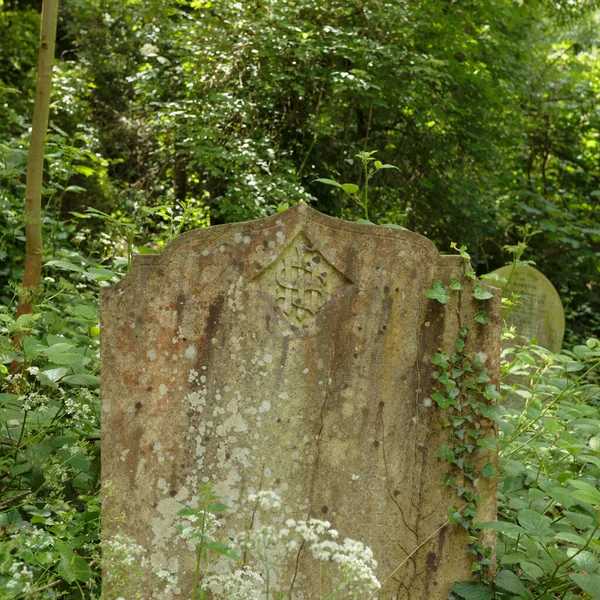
[255,232,350,324]
[101,203,501,600]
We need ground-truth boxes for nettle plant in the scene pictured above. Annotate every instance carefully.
[425,246,600,600]
[166,485,380,600]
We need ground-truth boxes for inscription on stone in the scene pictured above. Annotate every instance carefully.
[489,265,565,352]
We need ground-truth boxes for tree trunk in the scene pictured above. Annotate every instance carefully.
[15,0,59,327]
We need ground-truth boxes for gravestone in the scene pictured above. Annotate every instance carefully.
[101,203,501,599]
[489,265,565,352]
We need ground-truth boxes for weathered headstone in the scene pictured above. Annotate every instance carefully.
[489,265,565,352]
[101,204,501,599]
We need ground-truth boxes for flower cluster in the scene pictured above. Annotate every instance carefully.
[103,533,147,569]
[5,561,33,593]
[217,490,380,599]
[203,566,264,600]
[177,509,221,543]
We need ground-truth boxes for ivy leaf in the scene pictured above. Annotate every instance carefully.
[494,569,533,599]
[450,276,463,291]
[432,391,454,408]
[483,384,501,401]
[479,405,501,421]
[450,242,471,260]
[432,352,450,368]
[482,462,496,478]
[451,581,494,600]
[476,369,491,384]
[424,280,450,304]
[437,444,455,461]
[474,310,489,324]
[472,283,493,300]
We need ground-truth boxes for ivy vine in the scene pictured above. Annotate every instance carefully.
[424,244,502,597]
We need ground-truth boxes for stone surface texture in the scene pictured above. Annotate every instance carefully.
[490,265,565,352]
[101,204,501,599]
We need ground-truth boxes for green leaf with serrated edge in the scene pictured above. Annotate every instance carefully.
[518,509,554,542]
[570,573,600,598]
[590,437,600,451]
[38,367,69,384]
[451,581,494,600]
[546,487,574,509]
[476,521,528,536]
[44,259,84,272]
[0,508,24,527]
[57,546,92,583]
[424,280,450,304]
[205,541,240,561]
[472,282,493,300]
[494,569,533,599]
[62,374,100,387]
[341,183,359,195]
[573,550,599,574]
[48,353,90,367]
[570,481,600,505]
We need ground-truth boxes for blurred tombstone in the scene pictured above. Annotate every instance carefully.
[489,265,565,352]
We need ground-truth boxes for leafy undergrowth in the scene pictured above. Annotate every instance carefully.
[452,340,600,600]
[1,226,600,598]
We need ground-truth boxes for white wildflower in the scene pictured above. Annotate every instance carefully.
[203,566,263,600]
[248,490,282,510]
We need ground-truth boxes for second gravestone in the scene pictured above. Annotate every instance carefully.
[490,265,565,353]
[102,204,501,599]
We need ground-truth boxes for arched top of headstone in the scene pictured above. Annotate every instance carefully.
[124,202,463,277]
[490,264,565,352]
